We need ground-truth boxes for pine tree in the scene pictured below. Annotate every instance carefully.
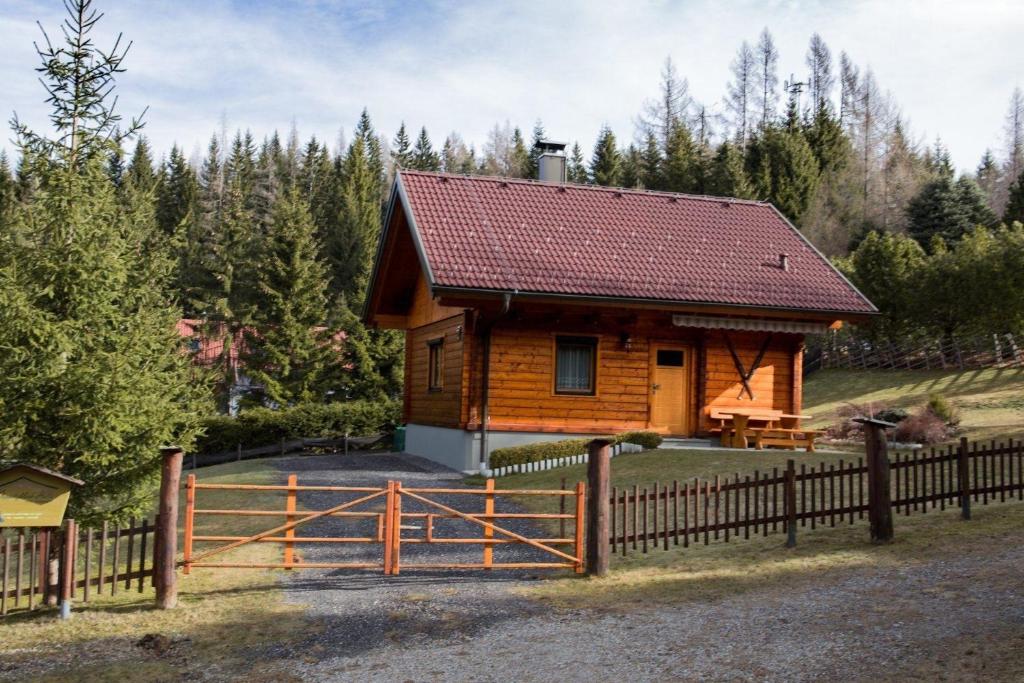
[1005,169,1024,225]
[411,127,440,171]
[391,122,412,169]
[0,0,204,521]
[567,142,587,183]
[590,126,622,186]
[747,106,820,223]
[243,188,338,405]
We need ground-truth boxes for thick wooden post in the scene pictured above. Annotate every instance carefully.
[855,417,895,543]
[59,519,75,619]
[156,447,183,609]
[586,438,611,576]
[958,436,972,520]
[785,459,797,548]
[382,480,395,575]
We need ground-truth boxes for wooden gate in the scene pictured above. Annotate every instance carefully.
[181,475,585,574]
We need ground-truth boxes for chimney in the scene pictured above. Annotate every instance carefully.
[534,140,567,183]
[779,254,790,272]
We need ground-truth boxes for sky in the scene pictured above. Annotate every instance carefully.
[2,0,1022,172]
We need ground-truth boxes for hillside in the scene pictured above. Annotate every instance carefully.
[803,367,1024,443]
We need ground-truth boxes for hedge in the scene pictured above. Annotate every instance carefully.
[489,431,663,469]
[195,400,400,454]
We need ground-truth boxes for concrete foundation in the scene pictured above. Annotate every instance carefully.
[403,423,609,473]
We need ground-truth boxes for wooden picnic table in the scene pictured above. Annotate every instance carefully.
[713,409,813,449]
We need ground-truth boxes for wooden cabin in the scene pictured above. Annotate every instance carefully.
[364,154,875,471]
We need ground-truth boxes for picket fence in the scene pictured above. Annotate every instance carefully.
[486,442,643,477]
[1,518,158,617]
[611,438,1023,555]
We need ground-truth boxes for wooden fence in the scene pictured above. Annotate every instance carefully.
[0,518,158,617]
[611,439,1024,555]
[809,332,1024,373]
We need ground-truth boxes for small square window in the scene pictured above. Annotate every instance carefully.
[427,339,444,391]
[555,336,597,395]
[656,350,684,367]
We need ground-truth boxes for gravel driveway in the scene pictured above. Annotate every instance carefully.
[269,452,1024,683]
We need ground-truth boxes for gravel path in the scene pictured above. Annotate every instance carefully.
[272,453,1024,682]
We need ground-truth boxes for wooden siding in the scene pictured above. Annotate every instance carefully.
[405,314,466,428]
[478,316,797,437]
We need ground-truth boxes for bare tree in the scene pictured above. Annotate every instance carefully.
[839,51,860,130]
[755,28,780,129]
[993,87,1024,213]
[638,57,692,152]
[724,41,757,145]
[805,33,834,113]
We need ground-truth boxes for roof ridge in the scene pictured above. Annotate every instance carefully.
[396,169,769,207]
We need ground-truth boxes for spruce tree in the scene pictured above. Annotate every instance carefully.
[527,120,546,178]
[907,175,998,247]
[123,136,158,195]
[1003,169,1024,225]
[0,151,15,221]
[567,142,587,183]
[156,144,198,236]
[976,149,1001,215]
[640,133,663,190]
[509,127,530,178]
[707,141,754,198]
[244,188,337,405]
[329,136,381,304]
[620,145,643,189]
[0,0,204,521]
[411,127,440,171]
[590,126,622,186]
[391,122,412,169]
[662,121,698,192]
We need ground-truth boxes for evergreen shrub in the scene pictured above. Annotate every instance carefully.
[196,400,400,454]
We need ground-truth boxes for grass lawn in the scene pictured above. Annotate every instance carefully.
[0,458,314,683]
[803,367,1024,443]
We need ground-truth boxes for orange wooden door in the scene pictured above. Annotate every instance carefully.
[651,346,690,435]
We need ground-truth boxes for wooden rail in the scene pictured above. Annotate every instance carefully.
[181,476,585,575]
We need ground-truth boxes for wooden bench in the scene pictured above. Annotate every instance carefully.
[749,428,821,452]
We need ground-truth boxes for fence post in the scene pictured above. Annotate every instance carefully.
[383,480,395,575]
[483,478,495,569]
[958,436,972,520]
[785,459,797,548]
[183,473,196,575]
[585,438,611,576]
[59,519,75,619]
[855,417,895,543]
[284,474,297,569]
[156,446,183,609]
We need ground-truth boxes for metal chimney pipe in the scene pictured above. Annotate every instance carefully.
[534,140,567,183]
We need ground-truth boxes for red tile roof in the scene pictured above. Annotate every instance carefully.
[396,171,875,315]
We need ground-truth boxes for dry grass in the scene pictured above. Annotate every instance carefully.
[522,497,1024,610]
[803,367,1024,443]
[0,458,317,682]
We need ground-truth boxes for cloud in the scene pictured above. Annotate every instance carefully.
[2,0,1021,171]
